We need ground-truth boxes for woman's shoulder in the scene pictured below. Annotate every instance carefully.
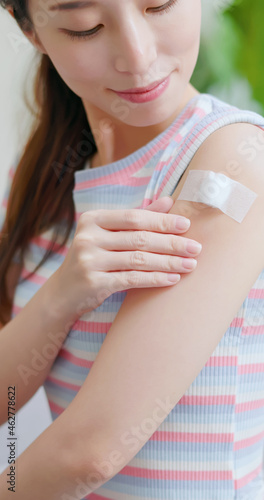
[169,95,264,217]
[171,120,264,221]
[193,120,264,171]
[184,92,264,176]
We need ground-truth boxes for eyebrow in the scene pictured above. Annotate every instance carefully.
[49,0,96,11]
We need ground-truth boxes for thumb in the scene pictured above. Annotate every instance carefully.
[144,196,174,213]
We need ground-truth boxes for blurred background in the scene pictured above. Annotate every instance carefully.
[0,0,264,473]
[193,0,264,114]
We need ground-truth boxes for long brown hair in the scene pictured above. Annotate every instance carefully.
[0,0,97,325]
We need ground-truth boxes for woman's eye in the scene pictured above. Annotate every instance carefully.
[63,0,179,42]
[150,0,179,15]
[64,26,102,41]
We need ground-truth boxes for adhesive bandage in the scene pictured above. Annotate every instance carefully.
[177,170,258,223]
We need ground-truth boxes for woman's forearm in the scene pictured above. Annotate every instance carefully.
[0,416,95,500]
[0,403,106,500]
[0,269,80,425]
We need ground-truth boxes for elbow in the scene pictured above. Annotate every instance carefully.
[75,449,117,493]
[61,433,115,496]
[68,435,122,498]
[71,461,110,496]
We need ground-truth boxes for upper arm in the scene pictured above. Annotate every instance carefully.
[57,123,264,476]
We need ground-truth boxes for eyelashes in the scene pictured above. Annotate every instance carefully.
[153,0,179,15]
[65,26,101,41]
[64,0,180,42]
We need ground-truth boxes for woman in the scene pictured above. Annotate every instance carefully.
[1,0,264,499]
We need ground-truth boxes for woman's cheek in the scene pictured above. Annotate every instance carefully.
[171,1,201,52]
[45,40,105,84]
[52,56,108,98]
[171,20,200,58]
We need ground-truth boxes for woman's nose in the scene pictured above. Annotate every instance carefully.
[114,18,157,77]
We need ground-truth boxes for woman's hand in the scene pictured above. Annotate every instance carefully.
[54,197,202,318]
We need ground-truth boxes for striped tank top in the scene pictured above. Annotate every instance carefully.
[2,93,264,499]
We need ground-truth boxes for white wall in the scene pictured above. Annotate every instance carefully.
[0,9,52,473]
[0,8,39,200]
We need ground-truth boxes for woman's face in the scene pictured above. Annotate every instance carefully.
[26,0,201,127]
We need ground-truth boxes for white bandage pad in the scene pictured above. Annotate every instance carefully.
[177,170,258,223]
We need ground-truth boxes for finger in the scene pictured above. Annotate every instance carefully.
[104,270,181,293]
[93,208,190,234]
[99,230,202,257]
[144,197,174,213]
[102,250,197,273]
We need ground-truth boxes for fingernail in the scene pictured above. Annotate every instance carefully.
[176,217,190,230]
[182,259,197,270]
[187,242,202,254]
[167,274,181,282]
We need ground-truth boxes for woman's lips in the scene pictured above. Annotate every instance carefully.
[118,76,169,94]
[112,75,171,104]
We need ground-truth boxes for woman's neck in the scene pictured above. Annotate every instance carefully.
[88,84,200,169]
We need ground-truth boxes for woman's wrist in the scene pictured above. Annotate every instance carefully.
[43,268,82,327]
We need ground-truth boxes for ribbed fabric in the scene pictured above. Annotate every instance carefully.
[2,93,264,499]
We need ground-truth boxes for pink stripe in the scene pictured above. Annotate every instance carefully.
[141,197,158,209]
[234,429,264,451]
[234,463,262,489]
[20,268,46,285]
[248,289,264,299]
[235,399,264,413]
[76,163,141,191]
[205,356,238,367]
[48,399,65,416]
[58,347,93,368]
[12,304,22,316]
[157,110,242,197]
[242,325,264,336]
[76,173,151,193]
[238,363,264,374]
[229,317,244,328]
[30,235,68,256]
[119,465,233,481]
[46,374,80,392]
[179,395,236,405]
[75,104,203,192]
[150,431,234,443]
[73,319,112,334]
